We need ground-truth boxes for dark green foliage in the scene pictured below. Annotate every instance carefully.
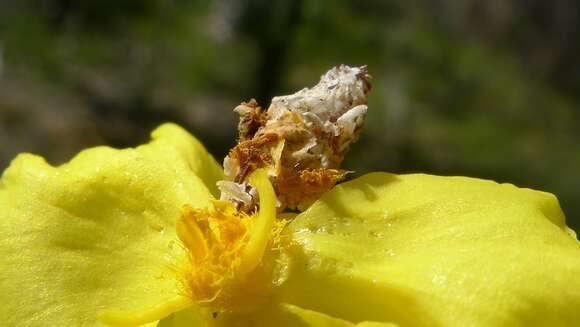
[0,0,579,229]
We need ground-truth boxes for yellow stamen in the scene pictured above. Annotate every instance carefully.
[176,207,209,260]
[238,168,276,276]
[176,168,279,311]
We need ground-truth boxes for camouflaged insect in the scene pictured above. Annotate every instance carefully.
[218,65,372,212]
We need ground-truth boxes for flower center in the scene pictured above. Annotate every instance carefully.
[176,169,283,312]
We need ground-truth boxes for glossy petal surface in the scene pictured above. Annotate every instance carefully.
[279,173,580,326]
[0,124,221,326]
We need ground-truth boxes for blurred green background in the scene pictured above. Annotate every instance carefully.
[1,0,579,230]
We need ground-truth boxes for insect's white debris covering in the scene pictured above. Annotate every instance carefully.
[217,181,253,206]
[219,65,371,211]
[264,65,370,169]
[269,65,370,123]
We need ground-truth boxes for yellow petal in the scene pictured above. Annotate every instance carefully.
[0,124,219,326]
[279,173,580,326]
[156,303,398,327]
[281,304,399,327]
[156,306,206,327]
[281,303,362,327]
[146,124,224,197]
[356,323,398,327]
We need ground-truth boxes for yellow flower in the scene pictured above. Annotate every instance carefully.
[1,123,579,326]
